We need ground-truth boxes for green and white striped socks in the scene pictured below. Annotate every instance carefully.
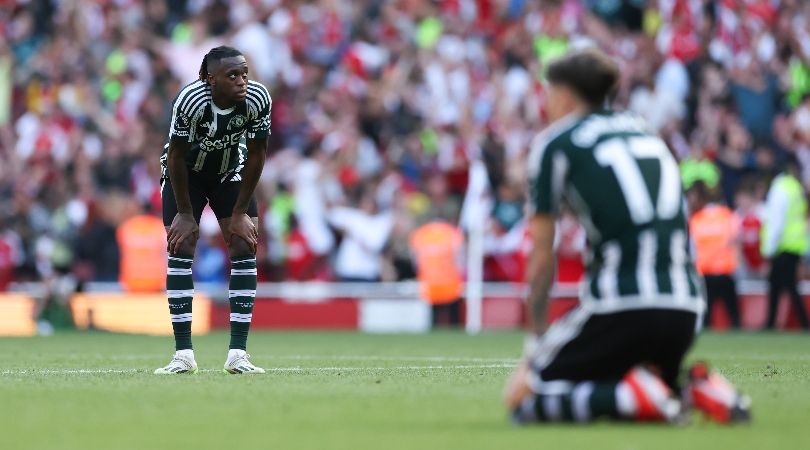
[166,255,256,351]
[167,255,194,350]
[513,382,621,423]
[229,257,257,350]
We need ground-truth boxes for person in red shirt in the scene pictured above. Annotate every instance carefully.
[555,207,586,284]
[285,216,331,281]
[0,237,14,291]
[734,187,765,276]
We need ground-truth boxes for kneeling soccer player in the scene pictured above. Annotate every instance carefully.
[154,46,270,375]
[504,49,750,424]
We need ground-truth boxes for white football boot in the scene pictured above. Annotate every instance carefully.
[154,350,198,375]
[223,349,265,374]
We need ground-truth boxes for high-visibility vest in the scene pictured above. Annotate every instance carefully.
[689,205,738,275]
[762,175,809,256]
[117,215,167,292]
[409,222,463,304]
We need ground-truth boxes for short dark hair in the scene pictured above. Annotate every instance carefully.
[782,152,801,174]
[546,48,619,108]
[198,46,243,82]
[687,180,712,204]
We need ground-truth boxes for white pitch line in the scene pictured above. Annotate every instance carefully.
[0,369,143,375]
[0,364,514,376]
[261,355,519,363]
[23,354,520,363]
[264,364,514,372]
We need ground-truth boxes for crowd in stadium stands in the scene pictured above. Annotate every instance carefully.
[2,0,810,306]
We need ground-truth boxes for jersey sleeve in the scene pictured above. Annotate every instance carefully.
[527,133,568,216]
[246,82,272,140]
[169,84,206,143]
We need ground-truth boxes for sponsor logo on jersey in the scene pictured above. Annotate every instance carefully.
[200,131,244,152]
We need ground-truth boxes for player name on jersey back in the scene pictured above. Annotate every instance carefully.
[529,110,704,315]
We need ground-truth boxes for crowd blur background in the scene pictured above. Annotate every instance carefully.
[2,0,810,329]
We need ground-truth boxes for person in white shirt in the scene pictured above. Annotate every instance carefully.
[761,156,810,330]
[328,189,393,282]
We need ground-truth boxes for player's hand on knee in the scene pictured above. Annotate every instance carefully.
[167,213,199,255]
[229,213,258,254]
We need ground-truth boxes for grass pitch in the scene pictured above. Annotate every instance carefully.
[0,331,808,450]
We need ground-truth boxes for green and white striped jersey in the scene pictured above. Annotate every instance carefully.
[528,110,704,314]
[160,79,271,180]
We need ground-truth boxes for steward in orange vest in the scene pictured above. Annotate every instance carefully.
[117,214,168,292]
[410,222,464,327]
[687,182,740,329]
[409,222,463,304]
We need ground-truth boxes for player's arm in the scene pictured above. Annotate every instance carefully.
[229,136,266,252]
[525,214,556,336]
[230,85,271,253]
[504,137,564,409]
[505,216,555,410]
[166,105,199,254]
[524,135,565,337]
[167,138,193,215]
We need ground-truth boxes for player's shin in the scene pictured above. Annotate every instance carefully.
[167,255,194,350]
[513,382,622,423]
[228,256,256,350]
[512,368,681,424]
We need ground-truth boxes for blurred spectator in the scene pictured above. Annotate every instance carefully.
[284,215,331,281]
[482,181,526,282]
[328,187,393,282]
[716,118,756,206]
[688,181,741,330]
[554,208,586,284]
[735,183,766,277]
[0,231,15,291]
[73,197,121,283]
[416,171,461,225]
[729,55,781,143]
[385,192,419,281]
[117,206,166,292]
[1,0,810,292]
[762,156,810,330]
[483,217,528,283]
[410,221,464,326]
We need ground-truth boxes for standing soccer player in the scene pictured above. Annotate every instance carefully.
[504,49,750,423]
[154,46,270,374]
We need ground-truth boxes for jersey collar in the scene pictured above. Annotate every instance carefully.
[211,101,235,115]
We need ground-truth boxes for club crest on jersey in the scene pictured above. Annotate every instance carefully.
[227,115,247,131]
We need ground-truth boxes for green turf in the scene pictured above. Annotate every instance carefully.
[0,331,808,449]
